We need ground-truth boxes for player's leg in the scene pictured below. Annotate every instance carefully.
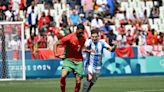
[82,73,93,92]
[87,71,100,91]
[74,75,82,92]
[73,61,83,92]
[60,69,69,92]
[60,59,73,92]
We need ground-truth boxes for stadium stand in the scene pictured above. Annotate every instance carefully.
[0,0,164,59]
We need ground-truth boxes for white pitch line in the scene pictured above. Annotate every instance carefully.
[127,89,164,92]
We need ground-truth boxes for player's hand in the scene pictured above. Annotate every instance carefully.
[111,45,117,52]
[55,54,65,59]
[89,49,95,53]
[112,41,118,45]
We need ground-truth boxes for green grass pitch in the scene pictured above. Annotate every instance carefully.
[0,76,164,92]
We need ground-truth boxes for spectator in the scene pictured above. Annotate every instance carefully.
[135,23,144,31]
[117,32,126,47]
[5,5,17,21]
[107,29,117,49]
[44,0,54,9]
[151,29,158,45]
[69,9,81,30]
[59,11,70,27]
[96,0,108,13]
[117,24,126,34]
[91,14,104,29]
[82,0,93,17]
[28,6,38,36]
[59,23,72,37]
[20,0,26,10]
[158,32,164,45]
[12,0,21,13]
[26,0,33,7]
[138,30,147,45]
[126,30,133,46]
[133,30,140,46]
[27,33,38,59]
[86,12,94,25]
[47,32,57,50]
[46,9,54,22]
[79,13,87,25]
[146,26,153,45]
[107,0,115,16]
[27,0,38,15]
[47,22,61,39]
[40,22,48,36]
[38,12,50,31]
[8,35,20,60]
[67,0,77,9]
[0,6,6,21]
[37,34,47,48]
[149,7,159,19]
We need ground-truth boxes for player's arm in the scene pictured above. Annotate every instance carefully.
[53,40,61,56]
[106,45,117,51]
[53,34,71,58]
[82,39,95,53]
[53,40,66,59]
[83,47,95,53]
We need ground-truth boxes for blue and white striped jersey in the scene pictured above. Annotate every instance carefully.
[85,39,110,70]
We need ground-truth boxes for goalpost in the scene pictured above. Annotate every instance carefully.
[0,21,26,80]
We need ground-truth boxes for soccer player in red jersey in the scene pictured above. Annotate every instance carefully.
[54,23,88,92]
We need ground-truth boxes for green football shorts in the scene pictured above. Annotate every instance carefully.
[62,58,83,77]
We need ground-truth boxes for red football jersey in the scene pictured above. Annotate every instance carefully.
[60,32,87,61]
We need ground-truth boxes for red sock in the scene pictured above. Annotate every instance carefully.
[60,77,66,92]
[74,83,81,92]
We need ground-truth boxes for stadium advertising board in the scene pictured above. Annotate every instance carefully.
[1,56,164,79]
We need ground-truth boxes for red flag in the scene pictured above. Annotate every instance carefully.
[116,46,134,58]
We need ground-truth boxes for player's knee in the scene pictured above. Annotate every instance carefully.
[87,78,92,82]
[61,70,68,78]
[61,73,67,78]
[76,77,82,83]
[87,74,92,82]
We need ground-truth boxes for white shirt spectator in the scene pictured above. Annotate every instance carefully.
[5,10,18,21]
[8,39,21,50]
[138,32,147,45]
[5,10,12,20]
[47,34,58,50]
[31,12,37,25]
[117,34,127,47]
[91,18,104,29]
[12,0,21,12]
[96,0,107,12]
[27,5,38,15]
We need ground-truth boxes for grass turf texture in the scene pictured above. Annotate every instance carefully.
[0,76,164,92]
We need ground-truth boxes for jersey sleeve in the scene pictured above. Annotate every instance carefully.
[84,39,91,47]
[103,41,110,48]
[60,33,72,44]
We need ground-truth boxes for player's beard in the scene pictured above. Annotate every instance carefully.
[76,33,83,39]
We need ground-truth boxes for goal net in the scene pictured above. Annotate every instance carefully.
[0,22,25,80]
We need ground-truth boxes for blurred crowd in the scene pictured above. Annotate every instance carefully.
[0,0,164,59]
